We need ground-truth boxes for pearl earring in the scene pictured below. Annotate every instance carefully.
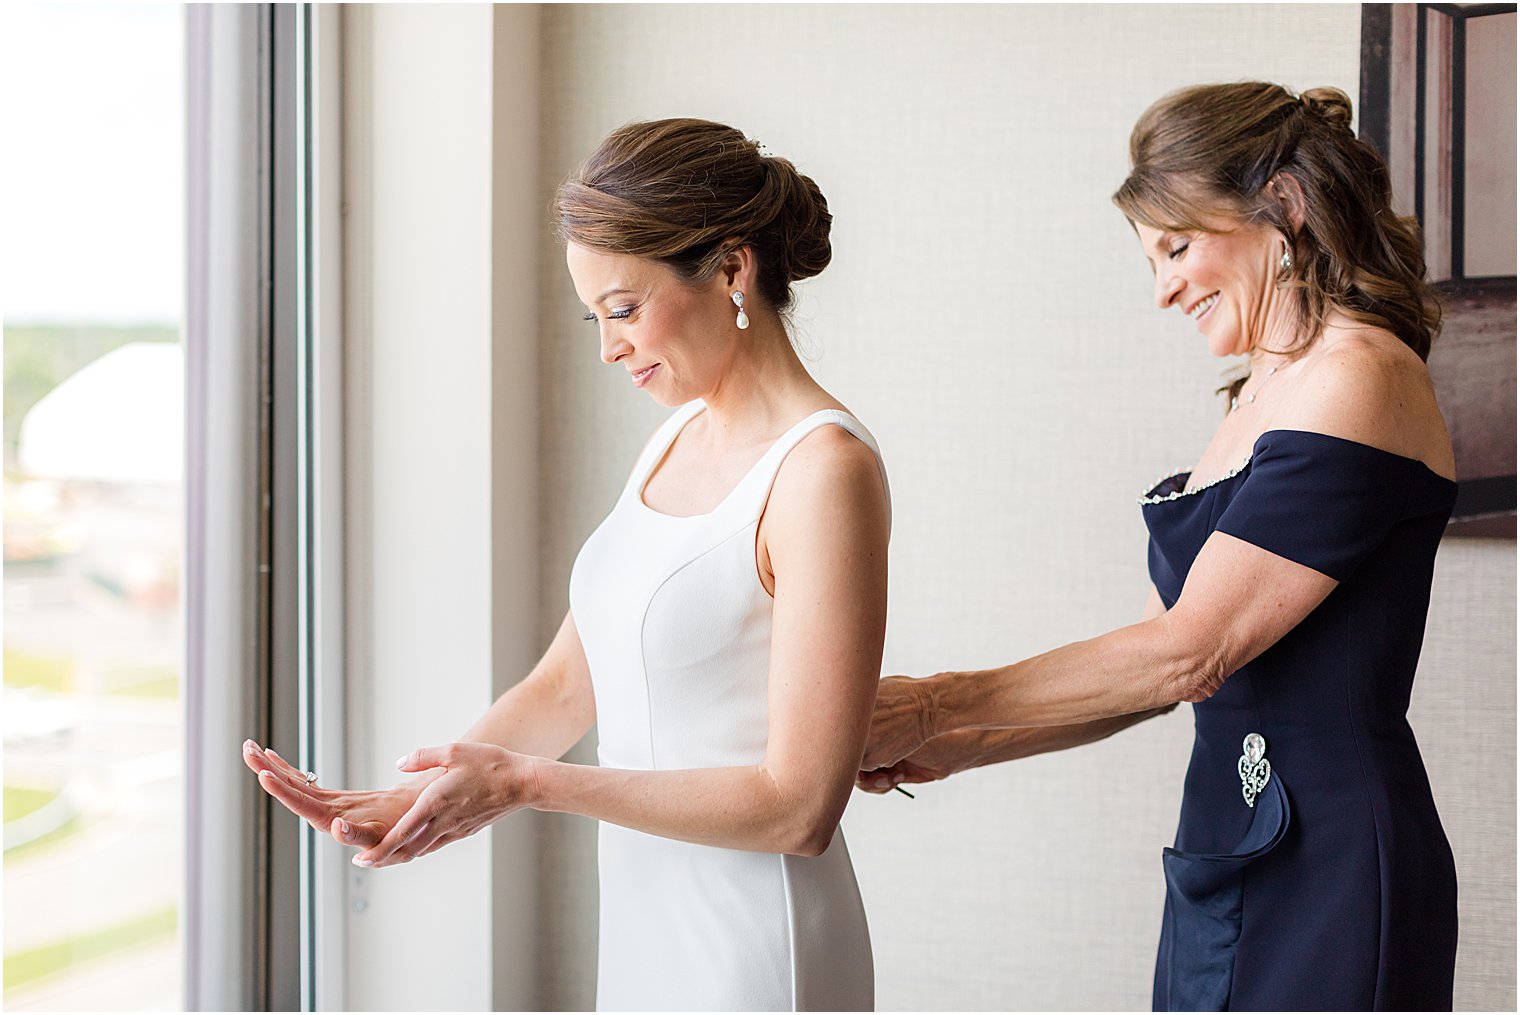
[1279,248,1293,272]
[731,291,749,330]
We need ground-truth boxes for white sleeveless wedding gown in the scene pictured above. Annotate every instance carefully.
[567,399,886,1012]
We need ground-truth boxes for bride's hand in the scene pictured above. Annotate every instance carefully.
[243,740,438,850]
[351,742,543,869]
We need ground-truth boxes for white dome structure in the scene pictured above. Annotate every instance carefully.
[17,341,183,484]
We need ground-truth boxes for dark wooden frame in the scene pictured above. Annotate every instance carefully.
[1361,3,1517,537]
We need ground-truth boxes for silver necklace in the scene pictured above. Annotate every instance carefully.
[1230,365,1278,412]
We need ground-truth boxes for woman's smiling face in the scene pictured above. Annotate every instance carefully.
[565,242,736,408]
[1135,217,1286,358]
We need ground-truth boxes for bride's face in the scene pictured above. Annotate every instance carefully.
[566,243,736,408]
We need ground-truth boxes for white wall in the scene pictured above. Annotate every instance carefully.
[488,7,544,1010]
[343,6,497,1009]
[531,4,1516,1011]
[343,7,546,1008]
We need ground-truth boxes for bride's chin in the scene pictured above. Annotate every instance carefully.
[645,383,691,409]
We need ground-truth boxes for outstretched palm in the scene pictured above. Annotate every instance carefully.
[242,740,436,849]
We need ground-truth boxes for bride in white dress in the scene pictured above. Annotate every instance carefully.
[245,118,889,1011]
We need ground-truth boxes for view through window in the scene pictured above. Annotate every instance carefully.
[3,4,185,1008]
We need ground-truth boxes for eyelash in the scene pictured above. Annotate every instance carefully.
[582,306,636,322]
[1168,242,1189,260]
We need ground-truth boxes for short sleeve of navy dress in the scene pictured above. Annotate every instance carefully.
[1139,429,1459,1012]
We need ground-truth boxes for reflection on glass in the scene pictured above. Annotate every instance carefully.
[3,5,184,1010]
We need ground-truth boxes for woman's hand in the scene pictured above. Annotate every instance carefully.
[860,674,941,772]
[351,742,543,869]
[857,729,976,794]
[243,739,438,850]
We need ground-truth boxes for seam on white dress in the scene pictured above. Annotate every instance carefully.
[636,524,762,768]
[781,853,800,1011]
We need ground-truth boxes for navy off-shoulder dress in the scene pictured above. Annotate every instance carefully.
[1140,429,1459,1011]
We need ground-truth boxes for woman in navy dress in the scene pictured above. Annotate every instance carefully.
[859,83,1459,1010]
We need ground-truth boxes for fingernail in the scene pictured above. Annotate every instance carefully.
[352,856,373,868]
[242,739,255,751]
[338,820,351,836]
[395,755,408,770]
[873,777,890,789]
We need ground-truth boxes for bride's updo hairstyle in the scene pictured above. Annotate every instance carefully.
[555,118,832,316]
[1114,82,1440,360]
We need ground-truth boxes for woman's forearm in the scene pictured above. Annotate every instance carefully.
[943,706,1178,770]
[460,672,594,760]
[923,616,1204,737]
[531,760,842,857]
[459,611,597,760]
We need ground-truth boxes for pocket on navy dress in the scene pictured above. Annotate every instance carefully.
[1153,775,1290,1012]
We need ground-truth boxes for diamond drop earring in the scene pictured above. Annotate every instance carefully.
[1279,247,1293,272]
[731,291,749,330]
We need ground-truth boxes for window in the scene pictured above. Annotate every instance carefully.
[3,5,186,1008]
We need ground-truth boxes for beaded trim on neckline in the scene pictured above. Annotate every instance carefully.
[1137,455,1254,506]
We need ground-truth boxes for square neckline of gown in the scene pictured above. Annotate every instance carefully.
[1140,427,1457,506]
[635,404,849,520]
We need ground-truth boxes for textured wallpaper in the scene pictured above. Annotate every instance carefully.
[530,5,1515,1009]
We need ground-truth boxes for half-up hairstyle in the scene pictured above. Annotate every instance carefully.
[555,118,832,314]
[1114,82,1441,361]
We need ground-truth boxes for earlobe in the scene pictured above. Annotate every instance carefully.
[1266,172,1308,232]
[717,239,751,289]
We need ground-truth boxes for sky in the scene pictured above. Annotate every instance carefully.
[3,3,184,324]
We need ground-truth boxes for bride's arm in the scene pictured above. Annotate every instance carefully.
[247,607,596,848]
[251,434,634,852]
[353,427,890,866]
[538,428,889,854]
[458,608,596,759]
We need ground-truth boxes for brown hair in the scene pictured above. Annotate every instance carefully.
[555,118,831,314]
[1113,82,1441,366]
